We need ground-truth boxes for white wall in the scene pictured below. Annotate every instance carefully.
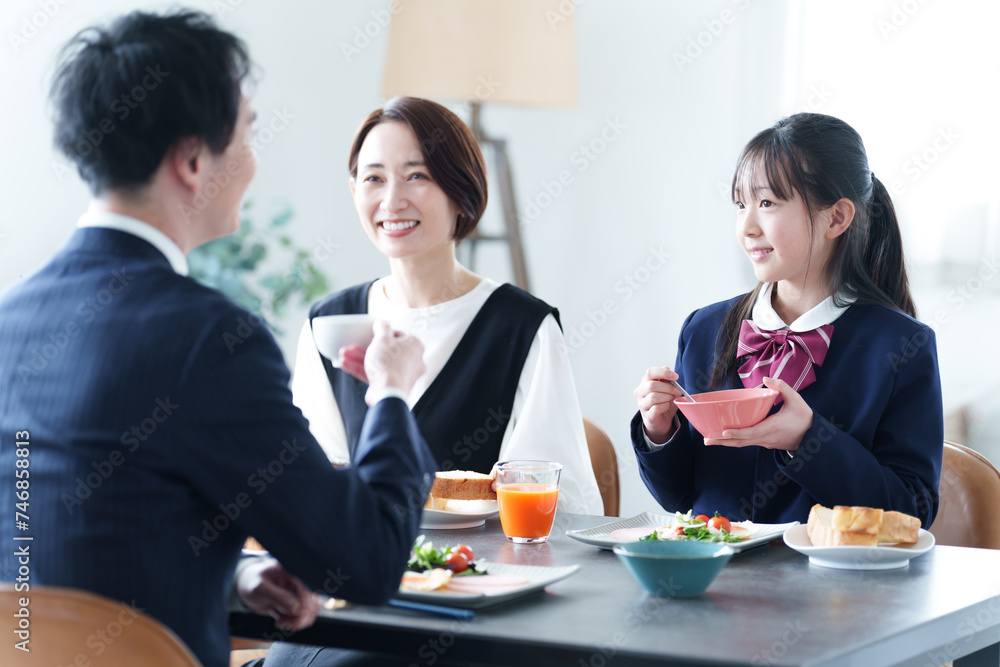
[489,2,791,516]
[2,0,994,516]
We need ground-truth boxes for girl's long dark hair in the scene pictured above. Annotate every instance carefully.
[709,113,915,389]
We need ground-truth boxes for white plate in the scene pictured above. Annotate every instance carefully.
[420,505,499,530]
[396,562,580,609]
[565,511,798,552]
[782,524,935,570]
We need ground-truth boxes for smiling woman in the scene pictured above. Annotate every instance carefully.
[351,120,465,263]
[291,97,602,516]
[262,94,602,667]
[348,97,486,250]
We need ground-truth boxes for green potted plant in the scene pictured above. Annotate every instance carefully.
[188,201,329,335]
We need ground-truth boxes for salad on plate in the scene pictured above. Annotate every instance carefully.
[611,510,754,544]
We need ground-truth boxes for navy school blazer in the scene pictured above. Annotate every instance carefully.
[632,296,943,528]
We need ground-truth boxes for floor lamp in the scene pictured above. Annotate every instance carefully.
[381,0,578,292]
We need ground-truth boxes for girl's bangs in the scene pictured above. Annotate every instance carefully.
[731,138,799,204]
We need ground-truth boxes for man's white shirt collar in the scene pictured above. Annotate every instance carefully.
[77,209,188,276]
[751,282,853,331]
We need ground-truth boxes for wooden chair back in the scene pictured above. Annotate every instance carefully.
[584,417,620,517]
[929,442,1000,549]
[0,584,200,666]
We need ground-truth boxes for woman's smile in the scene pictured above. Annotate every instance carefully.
[379,219,420,236]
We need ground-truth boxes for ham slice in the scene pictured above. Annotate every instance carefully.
[444,573,530,594]
[609,527,655,541]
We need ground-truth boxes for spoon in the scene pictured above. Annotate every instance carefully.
[670,379,697,403]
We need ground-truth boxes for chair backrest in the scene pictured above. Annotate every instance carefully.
[0,584,200,666]
[584,417,620,517]
[929,442,1000,550]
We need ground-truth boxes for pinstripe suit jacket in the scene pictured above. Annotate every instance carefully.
[0,227,436,667]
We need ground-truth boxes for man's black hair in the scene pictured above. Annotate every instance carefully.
[50,10,252,194]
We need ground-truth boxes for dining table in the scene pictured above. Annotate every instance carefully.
[229,512,1000,666]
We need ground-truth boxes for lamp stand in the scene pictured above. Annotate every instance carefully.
[461,101,531,292]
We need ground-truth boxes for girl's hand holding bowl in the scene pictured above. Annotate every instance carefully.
[701,377,813,452]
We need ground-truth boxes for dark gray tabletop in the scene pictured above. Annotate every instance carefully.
[230,513,1000,666]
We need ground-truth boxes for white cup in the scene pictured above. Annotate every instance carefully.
[311,315,377,367]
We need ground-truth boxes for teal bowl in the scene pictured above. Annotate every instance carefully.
[613,541,734,597]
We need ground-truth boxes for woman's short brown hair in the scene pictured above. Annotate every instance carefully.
[348,97,488,242]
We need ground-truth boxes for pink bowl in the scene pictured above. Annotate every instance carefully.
[674,388,779,439]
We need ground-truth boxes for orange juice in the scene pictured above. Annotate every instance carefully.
[497,483,559,539]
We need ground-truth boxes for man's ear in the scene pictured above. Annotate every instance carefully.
[170,137,207,192]
[825,197,855,240]
[348,177,356,197]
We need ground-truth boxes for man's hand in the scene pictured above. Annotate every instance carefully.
[236,558,322,631]
[363,320,425,406]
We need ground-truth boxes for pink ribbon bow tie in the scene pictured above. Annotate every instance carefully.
[737,320,834,396]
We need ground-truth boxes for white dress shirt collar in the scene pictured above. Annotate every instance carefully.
[77,209,188,276]
[751,282,853,331]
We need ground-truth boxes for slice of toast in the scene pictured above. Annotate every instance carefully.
[428,471,497,502]
[808,505,878,546]
[832,505,883,536]
[878,510,921,544]
[807,504,919,546]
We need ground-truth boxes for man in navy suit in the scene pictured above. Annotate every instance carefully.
[0,11,437,667]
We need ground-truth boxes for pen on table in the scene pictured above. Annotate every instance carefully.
[388,599,475,620]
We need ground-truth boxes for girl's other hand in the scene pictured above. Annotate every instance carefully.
[703,376,813,451]
[634,366,683,443]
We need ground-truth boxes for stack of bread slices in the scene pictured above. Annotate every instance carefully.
[807,504,920,546]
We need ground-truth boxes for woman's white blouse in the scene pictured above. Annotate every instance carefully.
[291,277,604,515]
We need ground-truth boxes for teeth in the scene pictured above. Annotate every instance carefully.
[383,220,418,231]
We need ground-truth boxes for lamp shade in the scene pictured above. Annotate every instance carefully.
[381,0,578,107]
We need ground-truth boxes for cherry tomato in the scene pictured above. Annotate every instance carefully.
[673,526,686,537]
[694,514,710,525]
[707,513,732,533]
[444,551,469,573]
[454,544,475,562]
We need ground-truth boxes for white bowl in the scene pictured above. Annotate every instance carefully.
[311,315,376,366]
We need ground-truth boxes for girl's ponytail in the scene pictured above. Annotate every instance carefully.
[864,175,915,317]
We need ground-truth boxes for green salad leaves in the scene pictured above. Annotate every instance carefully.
[407,535,486,575]
[639,510,747,543]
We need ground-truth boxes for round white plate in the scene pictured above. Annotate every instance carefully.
[565,511,798,552]
[397,562,580,609]
[782,524,935,570]
[420,504,499,530]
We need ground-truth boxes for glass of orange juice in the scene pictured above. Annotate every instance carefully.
[495,460,562,544]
